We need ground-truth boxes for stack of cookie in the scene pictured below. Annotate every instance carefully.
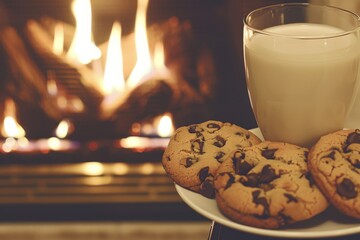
[162,120,360,229]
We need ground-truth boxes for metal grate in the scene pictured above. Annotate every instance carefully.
[0,162,181,204]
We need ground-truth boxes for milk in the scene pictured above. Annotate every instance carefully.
[244,23,360,147]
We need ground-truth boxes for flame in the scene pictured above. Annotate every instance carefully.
[126,0,152,89]
[82,162,105,176]
[53,22,64,55]
[47,71,58,95]
[102,21,125,95]
[1,99,25,138]
[55,119,73,138]
[156,113,174,137]
[154,41,166,69]
[67,0,101,64]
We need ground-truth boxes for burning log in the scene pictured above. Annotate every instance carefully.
[0,26,64,137]
[27,17,216,126]
[0,26,61,120]
[24,19,103,118]
[0,12,216,138]
[101,78,174,133]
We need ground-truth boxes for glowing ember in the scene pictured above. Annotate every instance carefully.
[55,119,73,138]
[154,41,166,69]
[82,162,105,176]
[119,136,169,150]
[126,0,152,89]
[46,71,58,96]
[156,113,174,137]
[1,99,25,138]
[67,0,101,64]
[53,22,64,55]
[102,21,125,95]
[140,163,155,175]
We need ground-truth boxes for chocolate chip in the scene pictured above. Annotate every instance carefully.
[346,130,360,145]
[215,151,225,163]
[237,161,253,175]
[262,148,277,159]
[200,178,215,198]
[224,173,235,190]
[232,151,246,174]
[198,167,210,182]
[233,151,245,160]
[185,157,198,168]
[188,125,197,133]
[196,132,204,138]
[324,150,336,160]
[258,165,278,184]
[352,159,360,169]
[191,139,204,154]
[284,193,298,203]
[207,123,221,131]
[344,130,360,152]
[279,213,293,226]
[244,173,259,187]
[252,190,270,218]
[213,136,226,148]
[336,178,357,199]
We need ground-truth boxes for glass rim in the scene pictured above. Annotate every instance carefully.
[244,3,360,39]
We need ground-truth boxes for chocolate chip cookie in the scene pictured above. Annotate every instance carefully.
[214,141,329,229]
[308,129,360,219]
[162,120,261,198]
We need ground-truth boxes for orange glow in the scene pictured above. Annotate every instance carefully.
[46,71,58,96]
[102,21,125,95]
[156,113,174,137]
[1,99,25,138]
[140,163,155,175]
[67,0,101,64]
[154,41,166,69]
[126,0,152,89]
[82,162,105,176]
[53,22,64,55]
[55,119,73,138]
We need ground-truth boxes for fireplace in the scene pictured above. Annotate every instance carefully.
[0,0,298,221]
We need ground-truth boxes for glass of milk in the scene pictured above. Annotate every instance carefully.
[244,3,360,147]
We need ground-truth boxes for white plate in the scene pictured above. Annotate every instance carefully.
[174,128,360,238]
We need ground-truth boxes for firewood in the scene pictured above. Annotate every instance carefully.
[24,19,103,118]
[25,17,216,128]
[0,26,61,120]
[100,78,173,131]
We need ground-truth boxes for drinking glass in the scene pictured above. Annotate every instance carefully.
[243,3,360,147]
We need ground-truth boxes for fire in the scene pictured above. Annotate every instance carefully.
[55,119,73,138]
[46,71,58,96]
[154,41,166,70]
[82,162,105,176]
[1,99,25,138]
[102,21,125,95]
[126,0,152,89]
[53,22,64,55]
[156,113,174,137]
[67,0,101,64]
